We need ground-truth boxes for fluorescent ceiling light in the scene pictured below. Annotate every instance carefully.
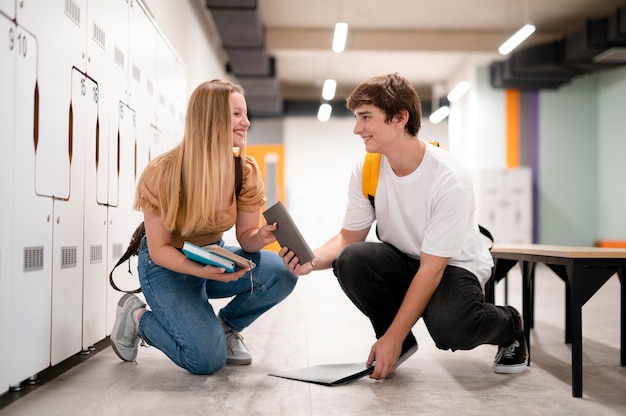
[322,79,337,101]
[317,103,332,122]
[428,106,450,124]
[332,22,348,53]
[447,81,470,102]
[498,24,535,55]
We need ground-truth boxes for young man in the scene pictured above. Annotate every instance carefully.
[280,73,528,380]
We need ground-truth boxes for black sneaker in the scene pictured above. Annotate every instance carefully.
[493,306,528,374]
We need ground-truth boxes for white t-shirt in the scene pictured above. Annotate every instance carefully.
[342,141,494,288]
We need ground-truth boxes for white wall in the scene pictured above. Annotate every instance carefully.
[282,115,450,248]
[143,0,228,98]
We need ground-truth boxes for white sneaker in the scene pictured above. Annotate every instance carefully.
[110,293,146,362]
[225,329,252,365]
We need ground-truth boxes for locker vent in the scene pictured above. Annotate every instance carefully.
[132,64,141,83]
[24,246,44,272]
[61,246,78,269]
[114,45,125,69]
[170,103,175,115]
[64,0,81,26]
[147,79,154,96]
[90,244,103,264]
[112,243,123,260]
[93,22,106,49]
[159,93,165,107]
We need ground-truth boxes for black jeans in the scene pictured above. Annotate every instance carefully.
[333,242,520,351]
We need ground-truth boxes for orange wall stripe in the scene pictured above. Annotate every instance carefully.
[246,144,285,253]
[505,89,520,168]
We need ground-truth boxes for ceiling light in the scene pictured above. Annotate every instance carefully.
[332,22,348,53]
[322,79,337,101]
[498,24,535,55]
[317,103,332,122]
[428,106,450,124]
[447,81,470,102]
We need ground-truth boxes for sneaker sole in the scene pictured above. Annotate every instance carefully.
[493,357,529,374]
[226,356,252,365]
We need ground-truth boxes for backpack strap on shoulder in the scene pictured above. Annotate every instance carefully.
[235,156,243,197]
[478,224,494,250]
[362,152,381,208]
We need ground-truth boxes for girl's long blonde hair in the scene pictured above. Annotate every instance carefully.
[140,80,246,236]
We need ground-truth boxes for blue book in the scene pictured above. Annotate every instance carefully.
[182,241,237,272]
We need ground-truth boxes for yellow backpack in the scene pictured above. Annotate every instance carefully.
[361,142,493,248]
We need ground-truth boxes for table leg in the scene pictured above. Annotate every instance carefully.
[521,261,533,365]
[617,267,626,366]
[567,264,583,398]
[529,262,536,328]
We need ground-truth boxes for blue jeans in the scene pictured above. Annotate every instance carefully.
[333,242,519,352]
[137,237,298,375]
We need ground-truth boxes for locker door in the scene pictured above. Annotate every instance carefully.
[0,0,14,19]
[506,168,533,244]
[479,170,507,244]
[82,0,129,348]
[0,14,16,393]
[128,1,157,174]
[11,23,54,387]
[49,69,93,365]
[106,103,144,329]
[155,36,178,154]
[17,0,87,199]
[81,76,108,348]
[87,0,128,207]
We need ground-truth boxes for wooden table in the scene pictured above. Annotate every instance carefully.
[487,244,626,397]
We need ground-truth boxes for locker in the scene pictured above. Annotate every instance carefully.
[81,0,130,347]
[2,0,189,394]
[86,0,129,206]
[478,168,532,244]
[128,1,157,174]
[17,0,87,199]
[49,69,95,365]
[0,0,14,19]
[0,13,17,392]
[106,102,145,329]
[155,35,185,153]
[506,168,533,243]
[11,22,53,387]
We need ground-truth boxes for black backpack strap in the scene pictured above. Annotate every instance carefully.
[478,224,494,250]
[235,156,243,197]
[110,157,242,293]
[109,222,145,293]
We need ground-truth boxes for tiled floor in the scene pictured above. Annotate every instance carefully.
[1,263,624,415]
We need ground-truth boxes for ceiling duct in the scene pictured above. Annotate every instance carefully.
[510,40,582,80]
[489,61,569,90]
[206,0,283,117]
[238,76,283,116]
[607,5,626,42]
[562,16,626,70]
[227,50,275,76]
[490,6,626,90]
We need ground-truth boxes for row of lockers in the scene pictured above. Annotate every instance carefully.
[0,0,186,393]
[477,167,533,245]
